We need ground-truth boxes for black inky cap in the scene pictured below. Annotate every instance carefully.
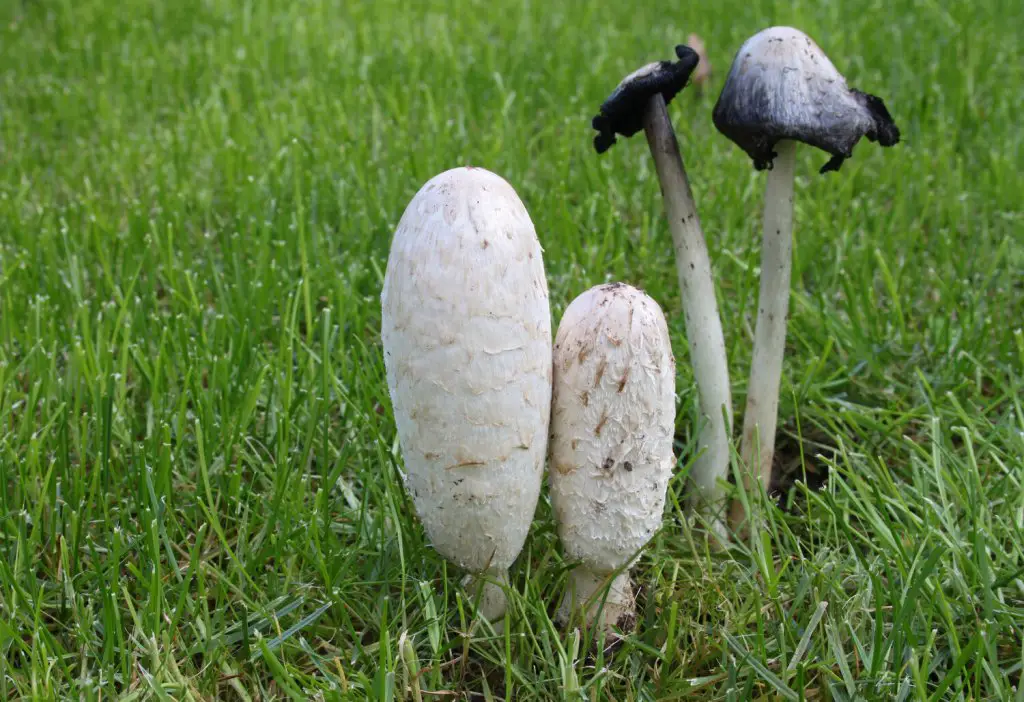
[591,45,700,154]
[712,26,900,173]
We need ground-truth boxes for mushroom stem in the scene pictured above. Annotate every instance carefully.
[461,567,509,623]
[731,138,797,532]
[641,93,732,543]
[557,566,634,632]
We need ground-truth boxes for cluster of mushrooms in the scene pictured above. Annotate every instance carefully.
[381,26,899,635]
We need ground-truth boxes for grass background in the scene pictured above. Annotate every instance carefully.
[1,0,1022,699]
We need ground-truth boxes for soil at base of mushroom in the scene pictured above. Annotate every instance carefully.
[672,423,835,516]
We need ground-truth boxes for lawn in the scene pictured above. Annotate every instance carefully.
[1,0,1022,699]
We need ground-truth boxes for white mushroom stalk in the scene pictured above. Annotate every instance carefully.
[548,283,676,634]
[736,138,795,521]
[712,26,900,533]
[380,166,552,622]
[591,46,732,543]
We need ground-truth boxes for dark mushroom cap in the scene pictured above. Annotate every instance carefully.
[591,45,700,154]
[712,26,900,173]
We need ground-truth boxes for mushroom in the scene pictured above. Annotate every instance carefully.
[380,166,552,622]
[548,282,676,634]
[712,26,900,531]
[591,45,733,543]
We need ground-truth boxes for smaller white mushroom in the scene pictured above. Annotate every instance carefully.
[548,283,676,633]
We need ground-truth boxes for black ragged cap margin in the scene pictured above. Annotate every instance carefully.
[592,45,700,154]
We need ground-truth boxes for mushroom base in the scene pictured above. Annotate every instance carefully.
[461,568,510,624]
[557,566,635,634]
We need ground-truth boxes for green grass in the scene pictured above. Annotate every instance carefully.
[1,0,1022,698]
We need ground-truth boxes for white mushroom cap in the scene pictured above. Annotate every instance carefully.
[381,166,552,584]
[548,283,676,574]
[712,26,900,172]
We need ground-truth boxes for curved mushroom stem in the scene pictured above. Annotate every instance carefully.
[461,568,509,624]
[731,138,797,535]
[641,93,733,545]
[557,566,634,634]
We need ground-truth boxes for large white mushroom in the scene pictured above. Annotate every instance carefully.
[591,45,733,543]
[548,283,676,633]
[380,166,552,622]
[712,26,900,533]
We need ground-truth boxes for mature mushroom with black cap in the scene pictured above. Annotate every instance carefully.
[712,26,900,532]
[592,45,733,543]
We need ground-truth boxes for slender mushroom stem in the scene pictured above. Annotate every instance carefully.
[641,93,732,543]
[731,138,797,532]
